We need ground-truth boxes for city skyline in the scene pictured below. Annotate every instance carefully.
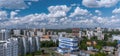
[0,0,120,28]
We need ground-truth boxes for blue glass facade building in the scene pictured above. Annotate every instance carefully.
[57,37,79,54]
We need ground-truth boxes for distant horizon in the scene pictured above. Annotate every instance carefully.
[1,27,120,29]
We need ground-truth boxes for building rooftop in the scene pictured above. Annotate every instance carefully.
[0,41,7,44]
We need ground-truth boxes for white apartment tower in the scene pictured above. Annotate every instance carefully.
[79,31,82,38]
[0,29,10,40]
[96,27,104,40]
[0,38,18,56]
[13,30,21,36]
[9,38,18,56]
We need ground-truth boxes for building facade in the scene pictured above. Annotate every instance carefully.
[18,36,40,56]
[58,34,79,54]
[0,29,11,40]
[0,38,18,56]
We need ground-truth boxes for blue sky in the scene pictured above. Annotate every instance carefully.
[0,0,120,29]
[5,0,116,16]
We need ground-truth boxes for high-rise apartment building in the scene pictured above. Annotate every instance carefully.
[9,38,18,56]
[42,28,46,35]
[97,31,104,40]
[79,31,82,38]
[0,38,18,56]
[13,29,21,36]
[96,27,104,40]
[0,29,11,40]
[18,36,40,56]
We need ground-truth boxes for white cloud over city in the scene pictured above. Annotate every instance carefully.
[0,0,120,28]
[82,0,119,8]
[0,0,38,9]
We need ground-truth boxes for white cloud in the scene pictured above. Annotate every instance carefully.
[48,5,70,13]
[28,2,32,5]
[0,11,8,20]
[110,19,120,23]
[48,5,70,18]
[1,4,120,28]
[71,4,77,7]
[10,11,18,19]
[95,17,107,23]
[60,17,67,22]
[0,6,92,28]
[24,0,39,1]
[112,8,120,14]
[71,4,80,7]
[111,15,116,18]
[0,0,39,9]
[0,0,27,9]
[82,0,99,8]
[1,12,120,28]
[99,0,119,7]
[95,10,102,15]
[48,11,66,17]
[82,0,119,8]
[15,10,21,12]
[70,7,89,17]
[91,16,120,27]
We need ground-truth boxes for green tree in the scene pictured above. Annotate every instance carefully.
[90,36,97,41]
[90,52,106,56]
[40,40,57,47]
[79,39,87,50]
[104,34,108,41]
[94,45,102,50]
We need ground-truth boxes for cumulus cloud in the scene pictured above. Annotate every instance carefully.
[0,11,8,20]
[24,0,39,1]
[0,0,39,9]
[1,5,120,28]
[82,0,119,8]
[68,15,120,28]
[82,0,99,8]
[111,15,116,18]
[48,5,70,13]
[28,2,32,5]
[70,7,89,17]
[0,0,27,9]
[48,11,66,18]
[95,10,102,15]
[112,8,120,14]
[10,11,18,19]
[92,16,120,27]
[0,5,71,28]
[48,5,70,18]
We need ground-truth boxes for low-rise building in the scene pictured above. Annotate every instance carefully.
[102,46,115,54]
[115,47,120,56]
[51,35,59,42]
[86,41,97,46]
[40,35,51,41]
[112,35,120,41]
[79,50,96,56]
[57,33,79,54]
